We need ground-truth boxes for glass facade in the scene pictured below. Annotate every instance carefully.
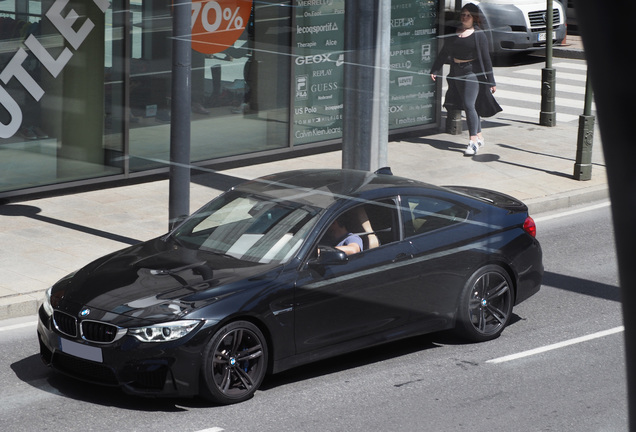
[1,0,121,192]
[0,0,439,198]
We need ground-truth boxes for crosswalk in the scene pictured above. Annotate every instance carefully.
[441,59,594,124]
[495,59,594,123]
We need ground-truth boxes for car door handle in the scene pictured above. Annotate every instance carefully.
[392,253,412,263]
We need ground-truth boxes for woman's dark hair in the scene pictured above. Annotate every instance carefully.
[461,3,482,28]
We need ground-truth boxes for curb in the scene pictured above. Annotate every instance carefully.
[552,47,586,60]
[525,184,609,215]
[0,293,41,321]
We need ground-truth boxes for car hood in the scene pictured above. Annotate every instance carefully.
[51,237,282,325]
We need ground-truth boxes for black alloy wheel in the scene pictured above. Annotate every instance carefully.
[201,321,268,404]
[456,265,514,342]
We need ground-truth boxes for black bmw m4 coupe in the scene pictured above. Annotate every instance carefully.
[38,169,542,404]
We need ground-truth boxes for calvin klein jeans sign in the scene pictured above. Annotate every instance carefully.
[0,0,110,138]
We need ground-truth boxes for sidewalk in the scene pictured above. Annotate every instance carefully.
[1,37,604,321]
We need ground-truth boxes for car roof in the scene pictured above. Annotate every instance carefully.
[234,169,439,209]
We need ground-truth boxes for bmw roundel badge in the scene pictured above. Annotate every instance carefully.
[79,308,90,317]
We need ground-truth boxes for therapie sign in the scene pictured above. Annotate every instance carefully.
[0,0,110,139]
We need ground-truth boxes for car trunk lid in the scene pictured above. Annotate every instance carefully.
[444,185,528,212]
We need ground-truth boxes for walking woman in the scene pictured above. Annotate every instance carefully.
[431,3,500,156]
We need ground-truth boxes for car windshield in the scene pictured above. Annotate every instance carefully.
[170,192,321,264]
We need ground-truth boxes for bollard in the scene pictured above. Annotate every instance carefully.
[573,72,595,181]
[573,114,594,180]
[445,109,463,135]
[540,67,557,126]
[540,0,556,127]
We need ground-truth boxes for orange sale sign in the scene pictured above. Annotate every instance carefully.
[191,0,252,54]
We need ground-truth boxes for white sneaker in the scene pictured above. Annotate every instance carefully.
[464,140,479,156]
[477,138,485,148]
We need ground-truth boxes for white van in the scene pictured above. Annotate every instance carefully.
[444,0,567,55]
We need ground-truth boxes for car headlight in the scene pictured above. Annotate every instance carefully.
[129,320,201,343]
[42,287,54,317]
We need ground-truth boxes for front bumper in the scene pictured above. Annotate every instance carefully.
[37,305,211,398]
[493,26,567,53]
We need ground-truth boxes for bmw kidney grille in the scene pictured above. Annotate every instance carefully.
[52,310,124,343]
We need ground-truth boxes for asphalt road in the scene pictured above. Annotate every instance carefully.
[0,201,626,432]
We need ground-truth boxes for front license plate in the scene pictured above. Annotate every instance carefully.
[60,338,103,363]
[537,32,556,43]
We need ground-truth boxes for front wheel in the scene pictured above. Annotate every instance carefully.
[201,321,268,405]
[455,265,514,342]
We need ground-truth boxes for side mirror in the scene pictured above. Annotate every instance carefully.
[309,247,348,268]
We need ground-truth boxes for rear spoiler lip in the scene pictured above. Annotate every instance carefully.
[443,185,528,212]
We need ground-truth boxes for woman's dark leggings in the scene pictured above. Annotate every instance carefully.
[452,63,481,136]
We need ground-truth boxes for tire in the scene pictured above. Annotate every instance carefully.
[201,321,268,405]
[455,265,514,342]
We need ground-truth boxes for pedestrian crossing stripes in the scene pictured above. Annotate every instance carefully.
[495,59,594,123]
[495,75,585,95]
[440,58,594,124]
[552,61,589,71]
[511,69,587,83]
[498,89,591,110]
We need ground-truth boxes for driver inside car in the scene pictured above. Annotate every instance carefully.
[323,216,363,255]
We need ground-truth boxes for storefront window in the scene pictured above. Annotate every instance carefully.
[128,0,291,172]
[0,0,122,193]
[292,1,439,146]
[0,1,439,199]
[389,0,438,130]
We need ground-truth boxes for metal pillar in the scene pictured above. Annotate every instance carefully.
[539,0,556,126]
[573,0,636,427]
[573,72,594,180]
[168,0,192,230]
[342,0,389,172]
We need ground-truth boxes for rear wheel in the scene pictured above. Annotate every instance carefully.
[455,265,514,342]
[201,321,268,405]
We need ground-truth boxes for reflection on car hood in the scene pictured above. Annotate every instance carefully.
[51,238,281,324]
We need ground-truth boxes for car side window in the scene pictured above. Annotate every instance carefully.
[316,199,399,253]
[400,195,468,237]
[362,199,399,247]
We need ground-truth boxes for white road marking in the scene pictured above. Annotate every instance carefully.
[534,201,611,223]
[497,88,596,110]
[552,61,589,71]
[494,105,579,123]
[496,75,585,94]
[513,68,588,83]
[0,320,37,332]
[486,326,624,364]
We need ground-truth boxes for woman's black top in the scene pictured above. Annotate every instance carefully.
[430,28,496,86]
[452,34,476,60]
